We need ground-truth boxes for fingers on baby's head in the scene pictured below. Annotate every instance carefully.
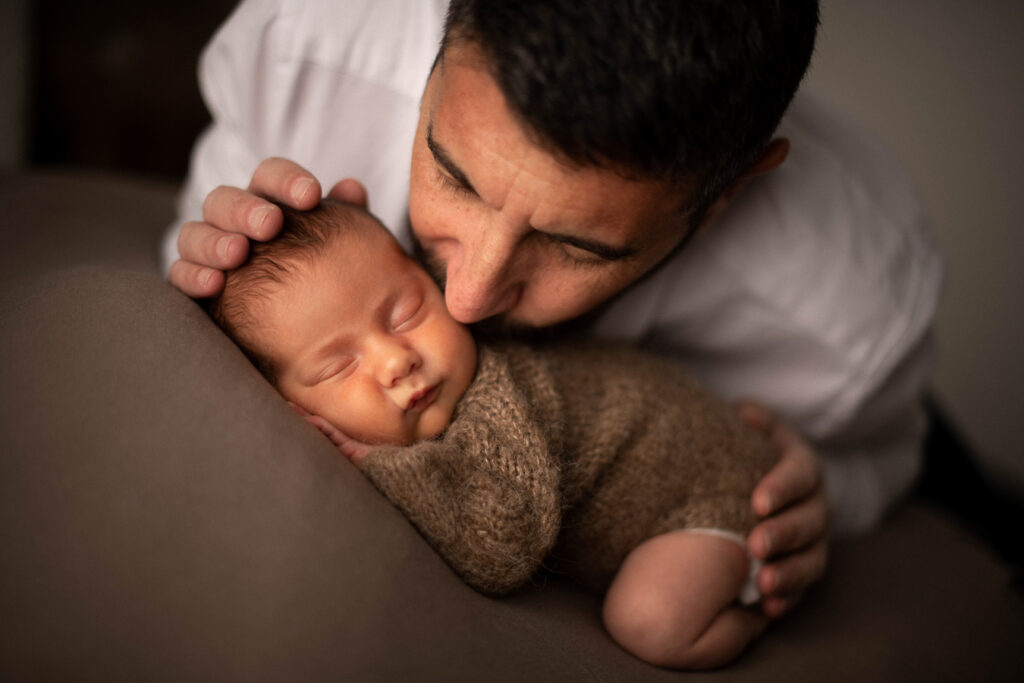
[209,198,415,386]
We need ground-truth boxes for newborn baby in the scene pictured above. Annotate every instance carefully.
[209,198,777,669]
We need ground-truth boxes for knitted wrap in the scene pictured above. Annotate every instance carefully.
[359,342,777,595]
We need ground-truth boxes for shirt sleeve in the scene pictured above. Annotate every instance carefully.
[817,331,937,534]
[161,0,294,273]
[587,90,944,535]
[161,0,444,273]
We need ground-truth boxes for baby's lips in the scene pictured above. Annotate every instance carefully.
[391,385,422,411]
[405,384,439,412]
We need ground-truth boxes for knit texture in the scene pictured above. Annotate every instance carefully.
[359,341,777,595]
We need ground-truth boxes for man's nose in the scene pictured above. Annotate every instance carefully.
[445,228,524,324]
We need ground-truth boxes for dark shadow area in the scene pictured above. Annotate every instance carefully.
[919,395,1024,579]
[29,0,238,180]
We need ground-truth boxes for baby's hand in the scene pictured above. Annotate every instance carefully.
[288,402,374,463]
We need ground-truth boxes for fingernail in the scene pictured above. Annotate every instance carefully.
[291,177,315,204]
[765,597,786,619]
[761,567,777,593]
[249,205,272,236]
[217,235,234,261]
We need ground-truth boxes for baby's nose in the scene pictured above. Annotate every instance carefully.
[376,340,421,386]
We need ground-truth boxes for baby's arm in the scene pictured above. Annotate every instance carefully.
[360,435,561,595]
[296,398,560,595]
[602,530,767,670]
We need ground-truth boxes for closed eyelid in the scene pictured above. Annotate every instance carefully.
[427,124,476,194]
[311,357,356,385]
[390,291,426,330]
[427,123,633,261]
[543,232,639,262]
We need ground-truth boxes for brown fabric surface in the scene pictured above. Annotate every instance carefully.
[0,265,620,682]
[2,170,1022,681]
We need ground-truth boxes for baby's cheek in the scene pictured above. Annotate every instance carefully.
[312,392,365,439]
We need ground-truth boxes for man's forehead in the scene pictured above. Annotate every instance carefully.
[430,48,690,211]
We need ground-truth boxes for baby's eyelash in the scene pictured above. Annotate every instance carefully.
[392,301,424,331]
[316,358,355,384]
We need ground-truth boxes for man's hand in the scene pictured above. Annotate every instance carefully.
[168,157,369,298]
[738,401,830,619]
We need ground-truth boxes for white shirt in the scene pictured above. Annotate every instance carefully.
[165,0,944,534]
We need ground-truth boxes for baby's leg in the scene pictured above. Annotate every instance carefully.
[602,530,767,670]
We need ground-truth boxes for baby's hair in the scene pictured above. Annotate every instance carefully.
[209,198,377,384]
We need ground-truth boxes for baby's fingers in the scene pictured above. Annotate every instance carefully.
[289,405,372,463]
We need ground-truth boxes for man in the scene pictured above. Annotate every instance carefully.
[166,0,942,620]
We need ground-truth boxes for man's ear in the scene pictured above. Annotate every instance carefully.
[698,138,791,229]
[745,137,791,178]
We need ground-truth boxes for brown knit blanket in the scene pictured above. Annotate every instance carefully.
[360,341,777,595]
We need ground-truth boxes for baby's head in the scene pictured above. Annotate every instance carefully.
[210,198,477,446]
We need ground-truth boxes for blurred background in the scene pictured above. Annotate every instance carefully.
[0,0,236,178]
[1,0,1022,503]
[803,0,1024,504]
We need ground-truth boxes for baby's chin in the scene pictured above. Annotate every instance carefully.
[410,406,454,443]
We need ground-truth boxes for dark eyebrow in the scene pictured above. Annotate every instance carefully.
[425,123,640,263]
[427,123,477,195]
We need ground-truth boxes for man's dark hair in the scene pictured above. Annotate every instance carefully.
[443,0,819,220]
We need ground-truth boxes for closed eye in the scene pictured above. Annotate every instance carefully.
[548,236,618,267]
[314,357,356,384]
[544,231,638,265]
[391,293,425,332]
[436,168,476,199]
[427,124,477,199]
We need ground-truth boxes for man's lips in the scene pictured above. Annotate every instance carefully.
[405,384,440,412]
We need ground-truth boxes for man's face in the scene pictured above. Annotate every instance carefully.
[261,222,477,446]
[408,42,693,329]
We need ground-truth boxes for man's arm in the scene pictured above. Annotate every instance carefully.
[165,0,442,297]
[739,343,930,619]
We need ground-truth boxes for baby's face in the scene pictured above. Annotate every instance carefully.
[258,220,477,445]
